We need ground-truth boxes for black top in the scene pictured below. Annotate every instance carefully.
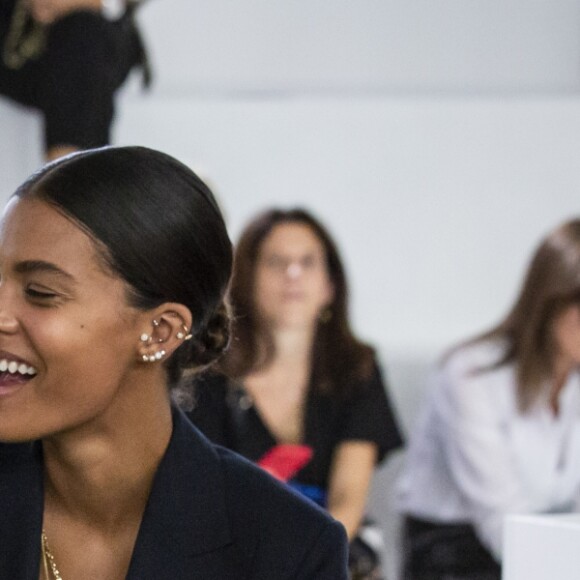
[187,363,403,493]
[0,407,348,579]
[0,0,147,149]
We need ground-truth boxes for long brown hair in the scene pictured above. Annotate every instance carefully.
[458,219,580,411]
[219,208,375,396]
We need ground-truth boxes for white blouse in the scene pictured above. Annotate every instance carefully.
[397,340,580,560]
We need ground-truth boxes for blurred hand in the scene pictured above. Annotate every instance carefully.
[27,0,103,25]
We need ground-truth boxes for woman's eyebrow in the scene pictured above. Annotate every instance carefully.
[14,260,76,283]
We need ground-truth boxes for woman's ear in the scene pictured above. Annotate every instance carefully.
[137,303,193,363]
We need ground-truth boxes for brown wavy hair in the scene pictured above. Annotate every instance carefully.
[218,208,375,396]
[456,219,580,411]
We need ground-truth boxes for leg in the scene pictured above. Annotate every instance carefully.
[45,145,78,161]
[0,2,84,159]
[31,10,142,156]
[401,516,501,580]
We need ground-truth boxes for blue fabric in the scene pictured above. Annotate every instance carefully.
[289,480,328,507]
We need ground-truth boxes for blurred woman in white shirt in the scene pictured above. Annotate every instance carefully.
[398,219,580,580]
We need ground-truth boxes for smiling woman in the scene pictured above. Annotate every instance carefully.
[0,147,348,579]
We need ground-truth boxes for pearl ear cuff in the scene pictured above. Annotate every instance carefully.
[141,350,166,363]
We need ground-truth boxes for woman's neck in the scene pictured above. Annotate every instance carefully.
[551,353,575,415]
[267,326,315,371]
[42,375,173,530]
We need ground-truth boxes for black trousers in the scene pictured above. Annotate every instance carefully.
[401,516,501,580]
[0,0,145,149]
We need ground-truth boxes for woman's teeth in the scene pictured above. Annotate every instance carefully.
[0,359,37,376]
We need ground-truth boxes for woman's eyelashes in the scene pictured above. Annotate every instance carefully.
[25,284,60,303]
[264,254,322,273]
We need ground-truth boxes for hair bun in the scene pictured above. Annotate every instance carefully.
[187,301,232,368]
[170,302,231,410]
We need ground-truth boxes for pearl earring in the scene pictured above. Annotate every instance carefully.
[141,320,159,344]
[177,325,192,341]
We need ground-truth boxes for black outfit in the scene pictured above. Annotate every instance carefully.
[187,363,403,579]
[0,407,349,579]
[0,0,147,150]
[187,364,403,491]
[402,517,501,580]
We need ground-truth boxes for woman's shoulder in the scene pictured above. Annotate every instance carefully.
[216,444,334,522]
[439,338,510,382]
[149,409,348,578]
[182,370,235,412]
[432,338,515,412]
[330,355,384,398]
[215,445,348,577]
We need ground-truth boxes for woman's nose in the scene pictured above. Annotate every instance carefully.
[0,305,18,334]
[286,263,303,279]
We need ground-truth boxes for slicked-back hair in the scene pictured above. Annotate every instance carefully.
[15,146,233,385]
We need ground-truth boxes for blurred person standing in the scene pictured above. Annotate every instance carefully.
[0,0,149,161]
[398,219,580,580]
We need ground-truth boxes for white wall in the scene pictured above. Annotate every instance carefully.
[114,94,580,365]
[141,0,580,94]
[119,0,580,432]
[0,101,43,197]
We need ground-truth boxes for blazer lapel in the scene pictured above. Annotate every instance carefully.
[126,408,232,577]
[0,410,233,579]
[0,442,44,579]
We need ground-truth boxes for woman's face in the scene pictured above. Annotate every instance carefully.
[0,197,145,442]
[552,303,580,376]
[253,222,334,331]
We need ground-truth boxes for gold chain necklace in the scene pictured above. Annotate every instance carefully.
[41,529,63,580]
[2,0,47,70]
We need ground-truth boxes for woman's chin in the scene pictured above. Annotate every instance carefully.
[270,316,318,333]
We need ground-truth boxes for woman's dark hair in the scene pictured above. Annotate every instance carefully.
[455,219,580,411]
[219,208,374,396]
[14,146,233,386]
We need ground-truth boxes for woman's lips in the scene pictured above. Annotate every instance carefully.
[0,378,29,396]
[281,291,306,301]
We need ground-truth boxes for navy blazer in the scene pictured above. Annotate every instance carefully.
[0,408,348,579]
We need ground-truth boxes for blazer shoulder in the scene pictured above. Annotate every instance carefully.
[216,446,348,578]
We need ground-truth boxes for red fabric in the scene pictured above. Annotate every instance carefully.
[257,445,313,481]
